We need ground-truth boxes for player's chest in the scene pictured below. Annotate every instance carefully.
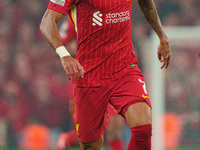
[83,0,133,10]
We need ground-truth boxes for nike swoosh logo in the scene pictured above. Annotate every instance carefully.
[142,94,149,99]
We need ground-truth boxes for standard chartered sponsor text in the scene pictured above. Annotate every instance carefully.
[105,10,130,24]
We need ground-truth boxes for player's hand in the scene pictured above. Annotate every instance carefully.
[61,56,85,80]
[157,37,171,69]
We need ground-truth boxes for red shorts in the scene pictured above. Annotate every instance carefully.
[107,103,119,116]
[69,91,118,123]
[72,70,151,142]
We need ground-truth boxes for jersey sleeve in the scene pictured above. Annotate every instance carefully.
[48,0,76,15]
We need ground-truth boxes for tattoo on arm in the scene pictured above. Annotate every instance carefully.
[137,0,166,38]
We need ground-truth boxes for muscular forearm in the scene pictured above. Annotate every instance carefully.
[137,0,166,40]
[40,9,64,50]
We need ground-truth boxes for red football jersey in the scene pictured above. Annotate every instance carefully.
[48,0,139,87]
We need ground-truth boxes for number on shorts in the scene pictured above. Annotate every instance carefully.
[138,79,148,94]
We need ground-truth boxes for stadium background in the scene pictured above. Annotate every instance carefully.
[0,0,200,149]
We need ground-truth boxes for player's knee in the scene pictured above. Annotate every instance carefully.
[125,103,152,128]
[135,113,152,127]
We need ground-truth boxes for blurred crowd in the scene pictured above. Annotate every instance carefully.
[165,45,200,147]
[0,0,71,148]
[0,0,200,149]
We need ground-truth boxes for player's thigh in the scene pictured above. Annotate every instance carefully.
[125,102,152,128]
[109,71,151,117]
[79,137,104,150]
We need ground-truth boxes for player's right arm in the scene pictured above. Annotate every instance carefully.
[40,9,84,80]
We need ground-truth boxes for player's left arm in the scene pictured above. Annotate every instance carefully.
[137,0,171,69]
